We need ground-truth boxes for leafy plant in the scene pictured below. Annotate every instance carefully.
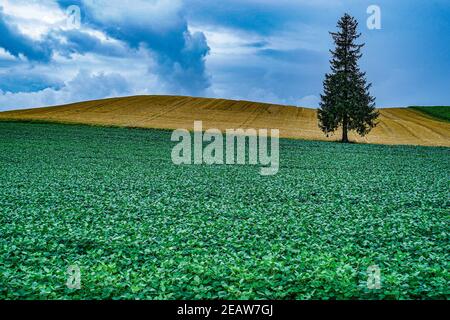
[0,122,448,299]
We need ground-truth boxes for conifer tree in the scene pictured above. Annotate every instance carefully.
[318,14,379,143]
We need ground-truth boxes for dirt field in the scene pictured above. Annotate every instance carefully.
[0,95,448,146]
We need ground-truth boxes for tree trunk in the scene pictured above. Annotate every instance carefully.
[342,114,349,143]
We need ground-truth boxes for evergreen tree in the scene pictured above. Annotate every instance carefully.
[318,14,379,143]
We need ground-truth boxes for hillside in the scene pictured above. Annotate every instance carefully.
[0,95,449,146]
[409,106,450,123]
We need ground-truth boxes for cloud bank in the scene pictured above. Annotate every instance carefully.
[0,0,449,110]
[0,0,210,110]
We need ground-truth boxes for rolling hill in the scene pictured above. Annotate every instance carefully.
[0,95,449,146]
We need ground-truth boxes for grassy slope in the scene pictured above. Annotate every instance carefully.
[0,95,449,146]
[409,106,450,123]
[1,122,448,299]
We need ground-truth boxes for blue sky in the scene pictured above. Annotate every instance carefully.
[0,0,449,110]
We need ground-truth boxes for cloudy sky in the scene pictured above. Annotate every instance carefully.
[0,0,449,110]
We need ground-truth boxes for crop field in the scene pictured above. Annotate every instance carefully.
[409,106,450,123]
[0,121,449,299]
[0,96,449,147]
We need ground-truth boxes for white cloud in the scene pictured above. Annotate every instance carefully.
[0,47,16,60]
[189,25,265,57]
[0,70,132,110]
[1,0,66,40]
[0,0,199,109]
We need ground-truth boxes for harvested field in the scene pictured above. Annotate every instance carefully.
[0,95,449,146]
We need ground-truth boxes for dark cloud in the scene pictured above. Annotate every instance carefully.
[48,29,128,58]
[0,71,63,93]
[1,1,211,97]
[150,31,210,95]
[185,1,299,35]
[56,0,211,95]
[0,8,52,62]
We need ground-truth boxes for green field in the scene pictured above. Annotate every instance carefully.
[409,106,450,122]
[0,121,449,299]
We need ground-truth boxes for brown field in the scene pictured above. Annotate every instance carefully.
[0,95,449,146]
